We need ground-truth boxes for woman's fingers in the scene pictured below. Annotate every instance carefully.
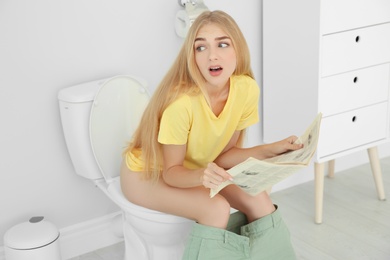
[202,163,233,189]
[286,135,303,150]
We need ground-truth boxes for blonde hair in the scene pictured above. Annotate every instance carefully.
[125,10,255,182]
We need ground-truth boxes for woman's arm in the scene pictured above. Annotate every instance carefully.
[162,132,303,189]
[161,144,232,189]
[214,131,304,169]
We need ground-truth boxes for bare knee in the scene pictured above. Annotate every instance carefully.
[242,191,275,222]
[197,195,231,229]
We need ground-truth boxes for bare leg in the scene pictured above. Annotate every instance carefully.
[219,184,275,223]
[120,162,231,229]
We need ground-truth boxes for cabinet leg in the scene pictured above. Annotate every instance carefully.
[328,159,335,178]
[367,147,386,201]
[314,162,325,224]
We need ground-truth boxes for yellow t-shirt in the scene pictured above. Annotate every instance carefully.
[126,75,259,171]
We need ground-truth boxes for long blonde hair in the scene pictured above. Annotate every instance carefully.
[125,10,255,182]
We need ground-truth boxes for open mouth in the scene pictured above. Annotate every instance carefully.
[209,66,223,72]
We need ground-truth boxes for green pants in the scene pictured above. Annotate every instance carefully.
[182,206,296,260]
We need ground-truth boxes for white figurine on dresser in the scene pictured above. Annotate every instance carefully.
[262,0,390,223]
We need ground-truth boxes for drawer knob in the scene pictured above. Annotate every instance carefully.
[355,36,360,43]
[352,116,357,122]
[353,77,358,83]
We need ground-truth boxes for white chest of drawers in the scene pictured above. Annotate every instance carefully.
[262,0,390,223]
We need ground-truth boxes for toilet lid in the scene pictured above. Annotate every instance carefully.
[90,75,150,183]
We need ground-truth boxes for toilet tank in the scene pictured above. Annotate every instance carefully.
[58,78,110,180]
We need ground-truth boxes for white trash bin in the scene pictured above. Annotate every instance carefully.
[3,216,61,260]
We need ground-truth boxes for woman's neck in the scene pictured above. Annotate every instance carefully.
[206,81,230,117]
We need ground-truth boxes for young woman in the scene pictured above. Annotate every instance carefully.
[121,10,300,259]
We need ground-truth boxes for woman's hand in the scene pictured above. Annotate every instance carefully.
[201,162,233,189]
[268,135,303,157]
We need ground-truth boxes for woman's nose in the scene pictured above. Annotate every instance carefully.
[208,47,218,60]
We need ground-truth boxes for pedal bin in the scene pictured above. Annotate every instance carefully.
[3,216,61,260]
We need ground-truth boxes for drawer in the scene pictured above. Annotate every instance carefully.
[321,0,390,34]
[317,102,388,158]
[319,64,390,116]
[321,23,390,77]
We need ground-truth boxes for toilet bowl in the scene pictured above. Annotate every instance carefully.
[58,75,194,260]
[104,178,193,259]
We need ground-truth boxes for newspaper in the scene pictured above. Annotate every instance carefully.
[210,113,322,198]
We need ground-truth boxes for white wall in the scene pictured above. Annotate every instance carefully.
[0,0,262,244]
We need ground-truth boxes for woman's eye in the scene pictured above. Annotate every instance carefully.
[219,42,229,48]
[195,46,206,52]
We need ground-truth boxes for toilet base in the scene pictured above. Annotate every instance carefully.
[122,211,194,260]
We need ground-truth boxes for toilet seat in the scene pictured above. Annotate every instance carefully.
[90,75,150,184]
[104,177,193,223]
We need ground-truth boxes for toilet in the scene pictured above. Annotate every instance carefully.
[58,75,194,260]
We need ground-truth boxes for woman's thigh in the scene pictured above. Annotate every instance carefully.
[219,185,276,222]
[120,163,231,228]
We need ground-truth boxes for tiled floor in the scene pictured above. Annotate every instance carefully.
[68,242,124,260]
[70,156,390,259]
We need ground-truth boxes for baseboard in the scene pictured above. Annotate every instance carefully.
[59,211,124,260]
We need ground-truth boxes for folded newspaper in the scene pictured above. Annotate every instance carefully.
[210,113,322,198]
